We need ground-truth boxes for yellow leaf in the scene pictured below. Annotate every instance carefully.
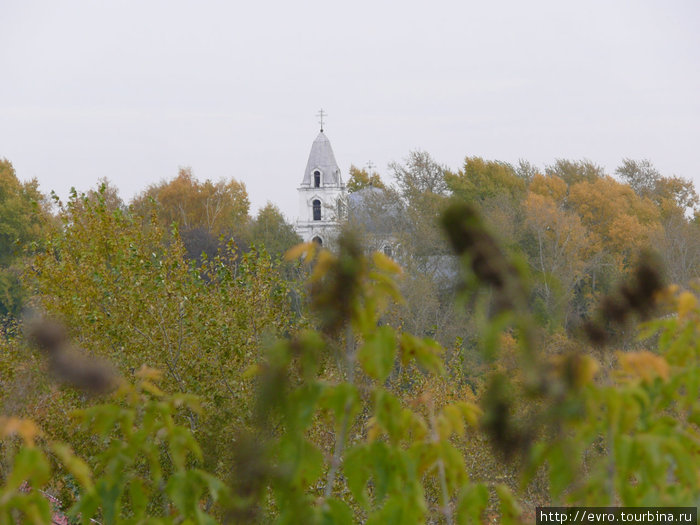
[368,271,403,303]
[456,402,483,427]
[242,364,261,379]
[677,291,697,319]
[135,365,163,381]
[52,443,94,490]
[442,405,466,437]
[655,284,679,305]
[310,250,336,282]
[367,417,380,443]
[141,380,165,397]
[436,414,452,440]
[372,251,403,275]
[575,355,600,387]
[0,416,43,446]
[409,414,429,441]
[284,242,312,262]
[617,350,670,382]
[552,353,600,388]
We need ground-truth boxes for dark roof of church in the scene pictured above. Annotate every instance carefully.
[301,131,343,187]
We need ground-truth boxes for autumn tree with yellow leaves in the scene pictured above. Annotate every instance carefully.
[132,167,250,241]
[2,153,700,523]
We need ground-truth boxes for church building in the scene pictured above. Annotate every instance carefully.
[295,119,347,246]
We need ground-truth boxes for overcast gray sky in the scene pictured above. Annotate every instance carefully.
[2,0,699,222]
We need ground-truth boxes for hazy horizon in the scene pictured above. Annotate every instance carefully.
[2,0,699,222]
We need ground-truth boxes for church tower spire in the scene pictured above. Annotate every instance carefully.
[317,108,326,132]
[295,112,346,245]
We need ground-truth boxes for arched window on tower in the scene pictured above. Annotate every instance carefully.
[312,236,323,246]
[312,199,321,221]
[314,170,321,188]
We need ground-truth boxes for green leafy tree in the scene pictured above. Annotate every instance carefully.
[4,150,700,524]
[442,202,700,512]
[249,202,302,257]
[446,157,526,204]
[0,159,52,318]
[346,165,386,193]
[445,158,526,261]
[241,232,496,524]
[390,151,447,199]
[387,152,451,261]
[0,369,227,524]
[24,184,301,480]
[3,202,700,523]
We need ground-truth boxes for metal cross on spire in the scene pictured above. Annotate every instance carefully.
[316,108,326,132]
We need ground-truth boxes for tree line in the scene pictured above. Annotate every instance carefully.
[346,154,699,340]
[1,152,699,523]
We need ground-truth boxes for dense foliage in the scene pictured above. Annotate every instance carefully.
[0,159,52,318]
[1,156,699,523]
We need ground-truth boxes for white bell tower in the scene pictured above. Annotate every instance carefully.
[295,110,346,246]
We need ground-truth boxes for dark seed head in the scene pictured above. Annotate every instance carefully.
[583,321,609,346]
[26,319,67,354]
